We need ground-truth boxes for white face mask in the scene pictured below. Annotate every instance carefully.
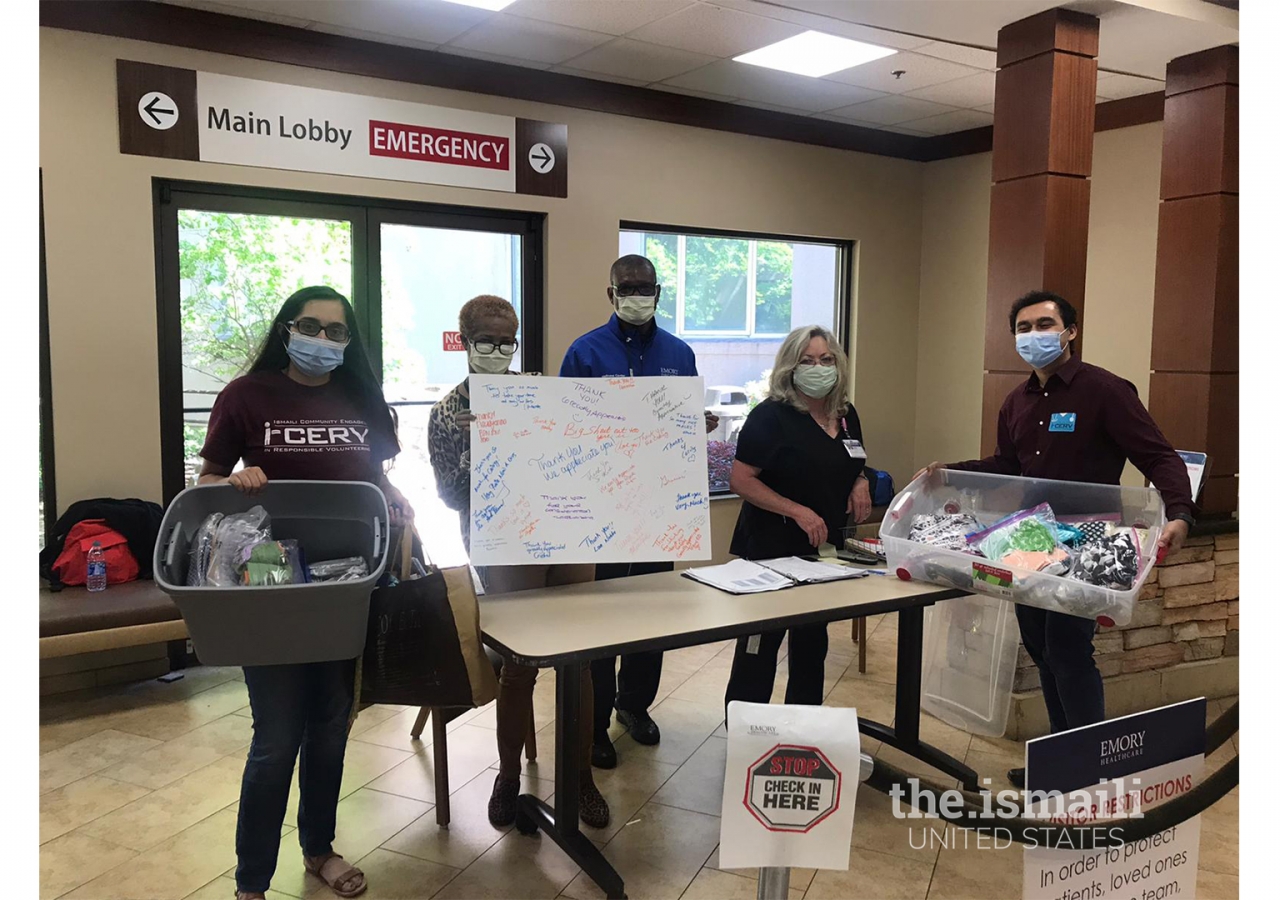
[614,293,657,326]
[468,345,514,375]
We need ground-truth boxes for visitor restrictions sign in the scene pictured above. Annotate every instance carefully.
[1022,699,1206,900]
[116,59,567,197]
[722,702,860,870]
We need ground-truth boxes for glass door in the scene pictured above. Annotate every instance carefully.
[370,210,537,567]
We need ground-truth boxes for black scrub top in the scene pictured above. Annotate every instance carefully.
[729,398,866,560]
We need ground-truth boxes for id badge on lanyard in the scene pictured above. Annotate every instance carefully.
[841,417,867,459]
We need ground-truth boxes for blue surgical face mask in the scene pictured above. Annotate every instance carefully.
[287,332,346,377]
[1015,330,1066,369]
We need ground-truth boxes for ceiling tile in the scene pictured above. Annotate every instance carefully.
[664,59,886,113]
[823,51,983,94]
[506,0,695,36]
[435,46,552,71]
[904,71,997,108]
[561,37,717,83]
[446,12,614,65]
[550,66,648,87]
[827,94,958,125]
[652,83,739,103]
[165,0,314,28]
[627,4,804,58]
[187,0,490,44]
[903,108,994,135]
[914,40,998,71]
[1096,72,1165,100]
[975,102,995,114]
[710,1,931,50]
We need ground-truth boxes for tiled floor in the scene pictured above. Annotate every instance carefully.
[39,617,1240,899]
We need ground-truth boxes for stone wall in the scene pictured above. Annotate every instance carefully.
[1006,530,1239,739]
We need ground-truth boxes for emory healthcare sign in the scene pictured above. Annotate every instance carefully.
[116,60,567,198]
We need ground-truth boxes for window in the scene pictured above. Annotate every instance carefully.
[156,182,544,567]
[620,224,851,493]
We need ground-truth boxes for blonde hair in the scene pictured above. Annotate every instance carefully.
[767,325,850,421]
[459,294,519,337]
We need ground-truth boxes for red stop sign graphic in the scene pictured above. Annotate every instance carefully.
[744,744,842,833]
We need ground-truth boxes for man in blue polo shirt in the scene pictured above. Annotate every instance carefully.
[561,253,715,770]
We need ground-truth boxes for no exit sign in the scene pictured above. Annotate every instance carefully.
[443,331,464,352]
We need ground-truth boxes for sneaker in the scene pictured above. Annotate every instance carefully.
[616,709,660,746]
[1007,767,1026,789]
[579,780,611,829]
[488,775,521,827]
[591,735,618,769]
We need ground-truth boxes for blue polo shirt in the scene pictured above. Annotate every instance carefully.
[559,314,699,378]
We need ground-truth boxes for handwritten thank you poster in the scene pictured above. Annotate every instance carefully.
[467,375,712,565]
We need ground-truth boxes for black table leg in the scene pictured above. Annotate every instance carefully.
[857,605,981,792]
[514,663,627,899]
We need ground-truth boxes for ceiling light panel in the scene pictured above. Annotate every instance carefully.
[440,0,517,11]
[735,30,896,78]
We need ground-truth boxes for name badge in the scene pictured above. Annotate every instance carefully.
[1049,413,1077,433]
[843,439,867,459]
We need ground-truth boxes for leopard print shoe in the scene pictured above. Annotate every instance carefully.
[579,780,611,829]
[488,775,521,828]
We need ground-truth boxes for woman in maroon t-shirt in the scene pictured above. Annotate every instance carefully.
[200,285,411,900]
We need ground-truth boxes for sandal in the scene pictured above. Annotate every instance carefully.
[303,852,367,898]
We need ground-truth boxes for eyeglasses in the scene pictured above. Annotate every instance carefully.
[611,283,659,297]
[288,318,350,343]
[469,338,518,355]
[800,356,838,367]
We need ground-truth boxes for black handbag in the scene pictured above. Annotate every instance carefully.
[358,528,498,708]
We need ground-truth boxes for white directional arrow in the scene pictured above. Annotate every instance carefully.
[138,91,179,130]
[528,142,555,174]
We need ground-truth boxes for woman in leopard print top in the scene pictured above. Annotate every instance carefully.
[426,295,611,832]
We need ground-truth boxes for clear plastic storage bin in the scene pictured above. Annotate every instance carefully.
[880,470,1165,626]
[153,481,390,666]
[920,592,1019,736]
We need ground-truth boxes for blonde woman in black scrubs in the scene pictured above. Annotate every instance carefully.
[724,325,873,707]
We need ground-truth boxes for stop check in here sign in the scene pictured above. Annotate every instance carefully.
[721,702,860,870]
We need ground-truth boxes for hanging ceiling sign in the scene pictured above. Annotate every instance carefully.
[116,59,568,198]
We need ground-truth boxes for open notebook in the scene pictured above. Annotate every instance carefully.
[681,557,870,595]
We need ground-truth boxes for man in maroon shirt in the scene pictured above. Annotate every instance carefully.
[918,291,1195,787]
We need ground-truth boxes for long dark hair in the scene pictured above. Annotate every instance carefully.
[247,285,399,457]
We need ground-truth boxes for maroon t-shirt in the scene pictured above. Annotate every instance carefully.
[201,370,396,482]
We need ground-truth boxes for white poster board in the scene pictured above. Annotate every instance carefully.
[1023,699,1206,900]
[467,375,712,566]
[720,702,860,871]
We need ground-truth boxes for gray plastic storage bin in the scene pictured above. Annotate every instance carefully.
[920,593,1018,736]
[153,481,390,666]
[881,469,1165,626]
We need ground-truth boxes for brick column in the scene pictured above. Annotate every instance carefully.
[1147,46,1239,516]
[982,9,1099,452]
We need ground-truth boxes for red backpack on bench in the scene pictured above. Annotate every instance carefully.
[51,520,140,587]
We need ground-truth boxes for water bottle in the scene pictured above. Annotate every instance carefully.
[87,541,108,593]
